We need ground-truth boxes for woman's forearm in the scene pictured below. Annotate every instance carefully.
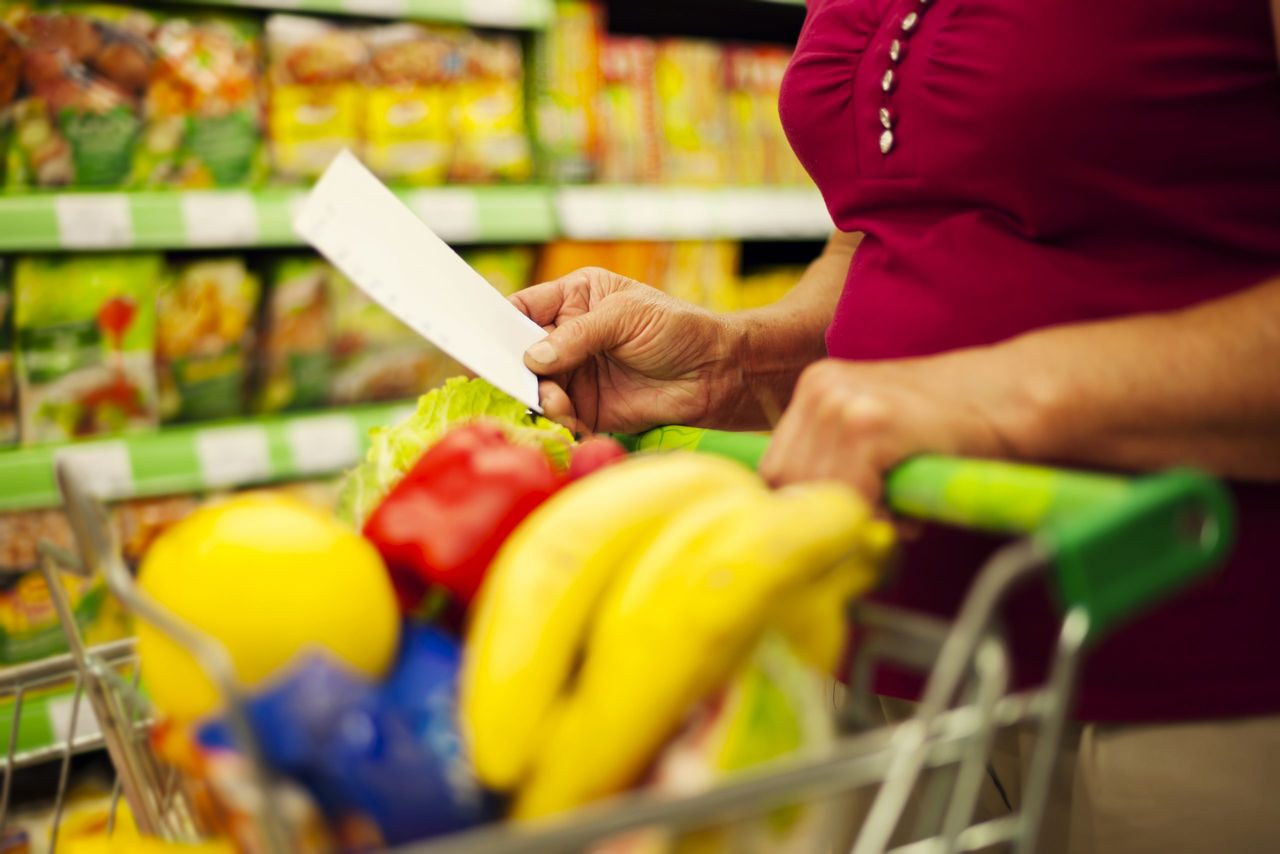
[717,231,861,427]
[993,276,1280,479]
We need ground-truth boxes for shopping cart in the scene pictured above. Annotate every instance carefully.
[0,427,1233,853]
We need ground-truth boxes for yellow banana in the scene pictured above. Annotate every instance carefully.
[461,452,762,791]
[772,517,894,672]
[516,481,881,819]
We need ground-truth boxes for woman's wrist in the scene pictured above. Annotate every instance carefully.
[708,309,828,429]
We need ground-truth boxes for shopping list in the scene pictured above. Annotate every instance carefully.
[294,150,544,411]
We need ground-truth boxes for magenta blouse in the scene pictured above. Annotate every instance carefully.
[779,0,1280,720]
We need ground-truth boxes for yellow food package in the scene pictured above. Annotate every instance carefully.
[598,37,660,184]
[362,23,458,185]
[266,15,365,180]
[655,40,730,185]
[531,1,604,182]
[451,33,532,183]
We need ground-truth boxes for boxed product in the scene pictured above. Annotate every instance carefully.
[725,47,768,185]
[14,254,162,443]
[597,37,660,184]
[461,245,535,297]
[0,268,16,446]
[329,267,455,405]
[137,10,265,188]
[361,22,458,185]
[654,40,730,185]
[156,256,261,422]
[257,255,332,412]
[266,14,366,180]
[530,1,603,183]
[3,3,157,188]
[450,32,533,183]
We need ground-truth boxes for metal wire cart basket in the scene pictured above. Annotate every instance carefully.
[0,429,1234,853]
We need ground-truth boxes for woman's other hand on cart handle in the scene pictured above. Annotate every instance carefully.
[762,277,1280,501]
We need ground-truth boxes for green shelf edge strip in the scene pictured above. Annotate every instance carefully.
[0,186,558,252]
[139,0,554,28]
[0,185,834,251]
[0,401,415,512]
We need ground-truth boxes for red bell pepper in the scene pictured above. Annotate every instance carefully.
[363,423,564,609]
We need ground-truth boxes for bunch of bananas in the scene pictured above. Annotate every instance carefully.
[460,452,894,819]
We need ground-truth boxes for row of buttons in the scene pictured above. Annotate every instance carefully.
[878,1,930,154]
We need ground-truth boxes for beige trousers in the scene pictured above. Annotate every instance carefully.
[866,697,1280,854]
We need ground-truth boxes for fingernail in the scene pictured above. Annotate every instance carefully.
[527,340,557,365]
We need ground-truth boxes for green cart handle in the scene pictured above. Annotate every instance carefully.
[616,426,1235,640]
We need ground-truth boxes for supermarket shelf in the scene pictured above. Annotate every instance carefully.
[0,185,832,251]
[146,0,554,28]
[0,402,415,513]
[0,186,558,252]
[555,186,833,240]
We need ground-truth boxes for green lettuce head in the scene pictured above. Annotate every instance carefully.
[337,377,575,526]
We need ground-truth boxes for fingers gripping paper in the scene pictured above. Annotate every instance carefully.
[295,151,544,410]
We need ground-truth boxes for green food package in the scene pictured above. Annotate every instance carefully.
[135,11,266,188]
[329,268,457,406]
[3,4,157,189]
[0,266,16,446]
[156,257,260,422]
[14,254,162,443]
[460,246,536,297]
[256,256,332,414]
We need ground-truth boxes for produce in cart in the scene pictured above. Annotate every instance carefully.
[117,374,890,849]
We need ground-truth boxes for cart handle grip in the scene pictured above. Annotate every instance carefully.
[618,427,1235,638]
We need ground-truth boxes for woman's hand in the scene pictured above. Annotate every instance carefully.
[512,267,743,433]
[760,355,1019,501]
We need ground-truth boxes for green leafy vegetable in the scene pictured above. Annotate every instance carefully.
[337,377,574,526]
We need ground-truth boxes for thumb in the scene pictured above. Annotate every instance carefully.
[523,297,632,375]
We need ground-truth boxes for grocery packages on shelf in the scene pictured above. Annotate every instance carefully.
[530,0,603,183]
[597,36,660,183]
[1,4,265,190]
[137,9,266,188]
[330,265,459,406]
[259,254,465,413]
[536,240,804,313]
[156,257,260,422]
[266,14,532,185]
[655,40,730,185]
[14,253,161,442]
[257,255,333,413]
[0,248,533,444]
[2,4,155,188]
[0,268,14,445]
